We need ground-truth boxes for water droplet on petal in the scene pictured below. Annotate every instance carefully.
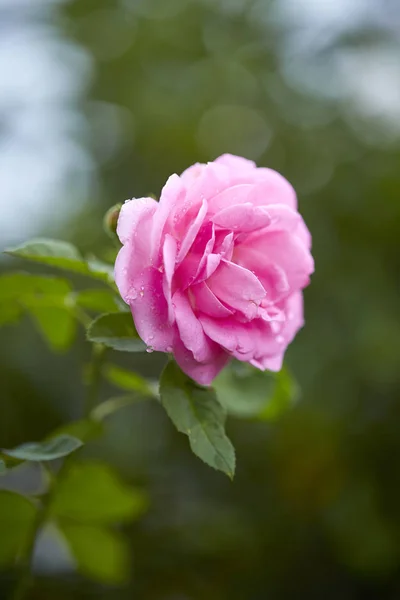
[148,334,154,341]
[276,335,285,344]
[129,288,138,300]
[146,346,154,354]
[166,346,173,353]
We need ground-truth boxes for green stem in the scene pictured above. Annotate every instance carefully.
[12,346,106,599]
[85,343,106,417]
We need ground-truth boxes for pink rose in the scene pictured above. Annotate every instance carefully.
[115,154,314,385]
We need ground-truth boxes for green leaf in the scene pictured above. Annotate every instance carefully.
[104,364,155,396]
[0,303,21,326]
[73,289,122,314]
[0,491,37,565]
[50,462,148,523]
[258,367,300,421]
[91,395,147,422]
[86,256,115,282]
[59,523,130,584]
[5,239,112,283]
[0,460,7,475]
[0,273,76,348]
[213,362,275,417]
[29,306,76,351]
[159,361,235,478]
[214,362,299,421]
[86,313,146,352]
[49,419,104,443]
[3,434,83,462]
[0,272,71,302]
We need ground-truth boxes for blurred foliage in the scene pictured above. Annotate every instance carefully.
[1,0,400,598]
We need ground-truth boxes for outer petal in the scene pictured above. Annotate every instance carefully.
[172,290,215,363]
[296,218,312,250]
[235,204,309,246]
[207,260,266,319]
[179,162,204,186]
[252,354,284,372]
[115,200,157,303]
[260,204,301,233]
[199,316,257,360]
[151,174,185,263]
[116,197,157,245]
[214,153,256,172]
[176,161,230,226]
[235,231,314,296]
[214,155,297,209]
[173,335,230,386]
[212,203,271,233]
[281,291,304,343]
[251,169,297,209]
[179,161,228,198]
[253,293,304,370]
[129,267,174,351]
[200,315,286,363]
[209,184,254,214]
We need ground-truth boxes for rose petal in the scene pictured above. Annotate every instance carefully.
[281,291,304,343]
[175,162,229,227]
[200,315,285,363]
[176,199,208,264]
[213,156,297,209]
[296,218,312,250]
[174,222,215,289]
[212,203,271,233]
[251,354,284,372]
[172,335,230,386]
[214,153,256,172]
[251,169,297,209]
[115,201,157,303]
[209,184,254,214]
[199,316,256,360]
[116,197,157,245]
[203,253,221,280]
[262,204,301,232]
[216,231,234,260]
[129,267,174,351]
[207,259,266,319]
[172,290,215,363]
[151,174,185,262]
[162,234,178,324]
[179,162,204,186]
[235,231,314,296]
[191,281,234,318]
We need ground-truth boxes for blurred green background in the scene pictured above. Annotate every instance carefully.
[1,0,400,597]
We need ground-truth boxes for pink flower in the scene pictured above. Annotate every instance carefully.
[115,154,314,385]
